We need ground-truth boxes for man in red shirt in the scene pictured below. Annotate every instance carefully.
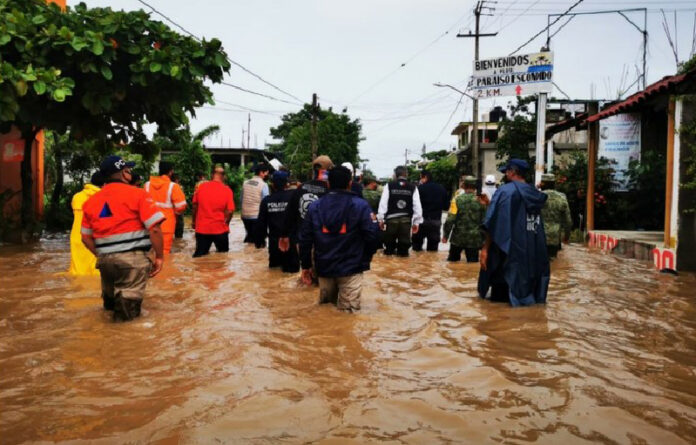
[81,155,165,322]
[192,166,235,257]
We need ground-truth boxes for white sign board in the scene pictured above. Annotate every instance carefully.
[598,113,641,191]
[469,52,554,99]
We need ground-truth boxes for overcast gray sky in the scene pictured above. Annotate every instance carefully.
[83,0,694,176]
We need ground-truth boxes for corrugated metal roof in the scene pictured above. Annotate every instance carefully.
[586,73,689,122]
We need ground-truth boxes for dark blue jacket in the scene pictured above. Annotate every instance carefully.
[255,189,294,246]
[351,182,364,198]
[478,180,550,306]
[418,181,449,220]
[299,190,380,277]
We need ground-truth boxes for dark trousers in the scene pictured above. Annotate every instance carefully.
[268,237,300,273]
[241,218,257,243]
[447,245,479,263]
[174,214,184,238]
[547,244,561,258]
[383,216,412,256]
[412,218,441,252]
[193,233,229,257]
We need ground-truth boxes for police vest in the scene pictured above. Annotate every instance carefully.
[386,179,415,220]
[297,181,328,220]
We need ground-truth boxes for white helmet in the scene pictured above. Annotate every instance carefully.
[485,174,496,185]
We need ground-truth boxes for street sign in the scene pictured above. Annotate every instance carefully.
[469,51,553,98]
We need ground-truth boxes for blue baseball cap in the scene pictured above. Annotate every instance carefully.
[100,155,135,176]
[271,170,289,187]
[498,158,529,173]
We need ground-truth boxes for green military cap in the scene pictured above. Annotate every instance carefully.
[541,173,556,183]
[463,175,477,185]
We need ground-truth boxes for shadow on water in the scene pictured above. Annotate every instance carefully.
[1,223,696,444]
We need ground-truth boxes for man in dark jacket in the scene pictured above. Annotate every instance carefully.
[279,155,332,252]
[478,159,550,307]
[299,166,380,312]
[412,170,449,252]
[255,171,299,273]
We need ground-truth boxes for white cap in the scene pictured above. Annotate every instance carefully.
[341,162,354,174]
[485,174,496,185]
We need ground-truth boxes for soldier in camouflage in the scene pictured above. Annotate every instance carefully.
[362,176,381,212]
[539,173,572,258]
[442,176,487,263]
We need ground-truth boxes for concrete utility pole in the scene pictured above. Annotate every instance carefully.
[311,93,318,160]
[247,113,251,150]
[458,1,497,178]
[534,92,547,186]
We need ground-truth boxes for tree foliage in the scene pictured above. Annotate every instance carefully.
[158,125,216,200]
[269,104,363,180]
[495,96,537,172]
[421,149,459,192]
[0,0,230,228]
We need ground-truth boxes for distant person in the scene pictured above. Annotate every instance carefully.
[172,174,185,239]
[481,174,497,201]
[342,162,363,197]
[412,170,448,252]
[194,171,208,193]
[377,165,423,256]
[442,176,487,262]
[255,171,300,273]
[362,176,381,212]
[299,166,380,312]
[241,163,270,244]
[68,171,105,276]
[81,155,165,321]
[279,155,333,253]
[145,161,187,254]
[478,159,550,307]
[192,166,235,257]
[539,173,572,258]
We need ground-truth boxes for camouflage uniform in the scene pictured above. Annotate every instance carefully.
[363,188,381,212]
[443,191,486,263]
[541,189,572,258]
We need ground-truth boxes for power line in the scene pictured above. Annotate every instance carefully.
[429,95,465,146]
[497,0,543,33]
[135,0,303,103]
[509,0,585,54]
[220,81,301,106]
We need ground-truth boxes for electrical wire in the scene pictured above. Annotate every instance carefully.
[220,82,301,106]
[509,0,585,54]
[429,95,465,146]
[135,0,304,103]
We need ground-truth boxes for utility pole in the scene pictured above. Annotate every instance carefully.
[311,93,318,160]
[458,1,497,178]
[247,113,251,150]
[404,148,408,165]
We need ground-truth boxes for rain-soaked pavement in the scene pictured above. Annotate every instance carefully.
[1,219,696,444]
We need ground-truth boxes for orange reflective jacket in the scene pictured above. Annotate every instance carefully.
[145,175,187,233]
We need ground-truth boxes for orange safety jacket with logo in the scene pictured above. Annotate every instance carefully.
[81,182,165,255]
[145,175,187,233]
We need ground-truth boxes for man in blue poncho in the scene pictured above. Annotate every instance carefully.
[478,159,550,306]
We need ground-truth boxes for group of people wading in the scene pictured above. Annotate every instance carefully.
[71,153,571,321]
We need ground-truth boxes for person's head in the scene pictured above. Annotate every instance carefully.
[484,174,496,186]
[90,171,105,187]
[312,155,334,181]
[498,158,529,183]
[540,173,556,190]
[158,161,174,177]
[271,171,289,191]
[463,175,477,192]
[99,155,135,184]
[254,163,270,179]
[420,170,432,184]
[212,165,225,182]
[341,162,355,178]
[364,176,378,190]
[196,171,206,181]
[171,173,180,184]
[394,165,408,179]
[328,165,352,191]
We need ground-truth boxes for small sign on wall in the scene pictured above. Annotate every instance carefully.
[2,140,23,162]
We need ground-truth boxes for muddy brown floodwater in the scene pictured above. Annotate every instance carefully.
[2,219,696,444]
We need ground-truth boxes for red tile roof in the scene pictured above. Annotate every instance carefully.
[587,73,690,122]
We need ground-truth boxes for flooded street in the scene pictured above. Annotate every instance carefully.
[2,219,696,444]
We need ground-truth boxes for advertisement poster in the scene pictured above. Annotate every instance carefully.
[598,113,641,191]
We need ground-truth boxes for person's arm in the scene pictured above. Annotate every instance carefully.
[224,188,234,226]
[359,203,380,254]
[377,185,389,228]
[255,197,268,248]
[411,187,424,231]
[442,211,455,243]
[172,184,187,215]
[480,231,492,271]
[191,189,199,230]
[298,206,315,284]
[279,188,300,250]
[149,222,164,277]
[81,234,98,256]
[261,183,269,199]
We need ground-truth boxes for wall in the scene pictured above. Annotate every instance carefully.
[677,95,696,271]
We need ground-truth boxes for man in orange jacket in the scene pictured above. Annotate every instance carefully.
[145,161,187,254]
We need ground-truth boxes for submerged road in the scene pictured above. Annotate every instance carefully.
[1,219,696,444]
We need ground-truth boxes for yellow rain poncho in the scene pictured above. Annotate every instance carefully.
[68,183,101,276]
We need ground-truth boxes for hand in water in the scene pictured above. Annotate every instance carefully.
[479,248,488,271]
[301,269,314,285]
[278,237,290,252]
[150,258,164,277]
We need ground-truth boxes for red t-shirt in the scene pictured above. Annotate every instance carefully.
[193,180,235,234]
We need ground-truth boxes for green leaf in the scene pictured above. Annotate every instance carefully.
[100,65,113,80]
[15,80,28,96]
[52,88,67,102]
[70,37,88,51]
[32,15,47,25]
[33,81,46,95]
[170,65,180,77]
[91,39,104,55]
[214,53,225,67]
[149,62,162,73]
[0,34,10,46]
